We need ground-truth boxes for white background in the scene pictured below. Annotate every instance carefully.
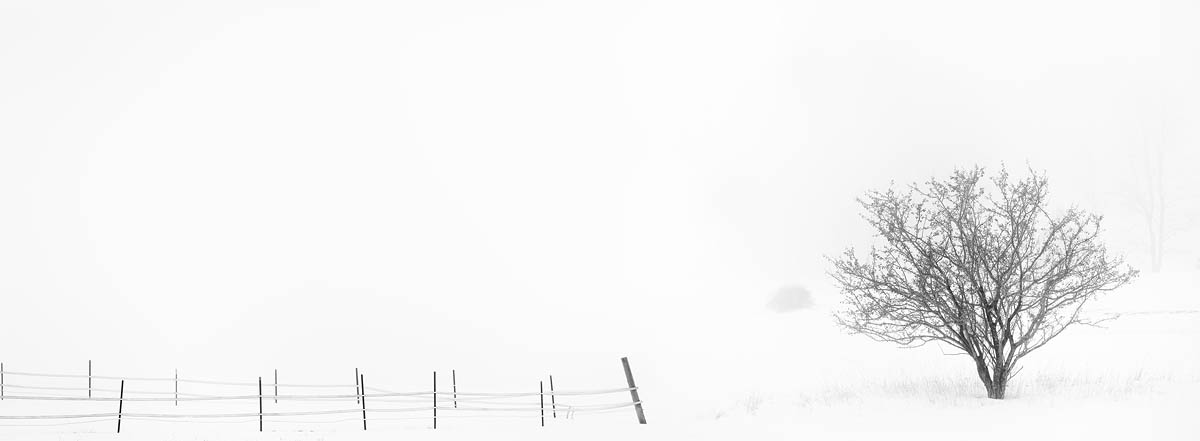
[1,1,1198,428]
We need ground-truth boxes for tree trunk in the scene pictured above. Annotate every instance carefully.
[973,358,1008,399]
[988,367,1008,399]
[979,378,1007,399]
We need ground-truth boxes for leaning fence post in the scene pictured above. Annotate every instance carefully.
[359,374,367,431]
[433,371,438,429]
[539,381,545,427]
[549,374,557,419]
[258,377,263,432]
[117,380,125,433]
[621,357,647,424]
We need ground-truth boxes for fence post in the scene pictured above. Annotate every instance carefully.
[88,360,92,398]
[359,374,367,431]
[174,369,178,406]
[2,362,5,400]
[355,368,360,404]
[539,381,545,427]
[433,371,438,429]
[274,369,278,404]
[549,375,557,418]
[452,369,457,408]
[117,380,125,433]
[621,357,647,424]
[258,377,263,432]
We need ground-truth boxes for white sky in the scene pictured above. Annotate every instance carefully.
[1,0,1198,386]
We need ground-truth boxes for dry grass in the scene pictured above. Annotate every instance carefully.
[708,366,1199,419]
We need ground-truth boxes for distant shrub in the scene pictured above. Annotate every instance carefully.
[741,393,764,415]
[767,285,814,312]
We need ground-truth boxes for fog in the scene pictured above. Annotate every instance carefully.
[1,0,1197,383]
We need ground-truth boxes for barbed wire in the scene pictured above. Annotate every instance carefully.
[0,387,634,402]
[1,370,357,387]
[1,383,216,397]
[0,369,632,396]
[0,402,638,422]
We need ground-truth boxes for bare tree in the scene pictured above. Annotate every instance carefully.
[829,166,1137,399]
[1128,134,1167,272]
[1122,114,1200,272]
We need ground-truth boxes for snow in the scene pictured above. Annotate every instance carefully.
[4,271,1197,440]
[4,1,1198,439]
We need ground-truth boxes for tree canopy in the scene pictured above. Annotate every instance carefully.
[829,166,1137,399]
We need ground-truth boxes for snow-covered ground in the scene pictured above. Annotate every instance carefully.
[4,271,1197,440]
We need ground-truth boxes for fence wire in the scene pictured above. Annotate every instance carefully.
[0,366,643,430]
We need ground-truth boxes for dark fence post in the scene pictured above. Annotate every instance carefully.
[452,369,457,408]
[621,357,647,424]
[539,381,545,427]
[117,380,125,433]
[359,374,367,431]
[355,368,360,404]
[549,375,557,418]
[258,377,263,432]
[433,371,438,429]
[88,360,92,398]
[274,369,278,404]
[174,369,178,406]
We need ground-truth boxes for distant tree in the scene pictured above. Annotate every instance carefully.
[829,166,1137,399]
[1123,137,1199,272]
[1127,138,1167,272]
[1118,112,1200,272]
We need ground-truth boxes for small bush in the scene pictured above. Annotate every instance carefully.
[767,285,814,313]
